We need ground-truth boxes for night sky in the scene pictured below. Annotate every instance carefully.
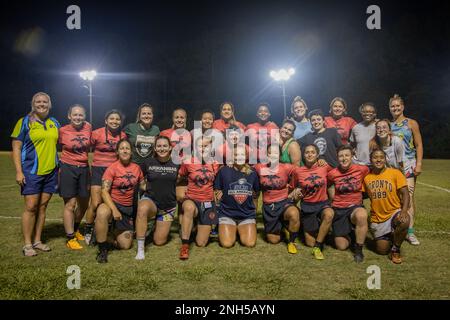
[1,0,449,157]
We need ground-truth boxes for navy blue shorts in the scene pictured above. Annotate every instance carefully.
[21,168,59,196]
[300,200,332,234]
[91,166,107,186]
[111,203,135,232]
[59,162,90,198]
[193,200,218,226]
[263,199,296,234]
[332,205,364,237]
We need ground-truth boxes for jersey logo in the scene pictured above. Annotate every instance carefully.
[118,172,137,194]
[303,174,324,196]
[228,178,253,204]
[70,135,89,154]
[314,137,327,155]
[336,176,359,194]
[262,174,284,190]
[194,167,214,187]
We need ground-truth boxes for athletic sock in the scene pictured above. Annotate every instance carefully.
[85,223,93,233]
[355,243,364,252]
[181,239,190,245]
[314,241,323,250]
[98,241,108,252]
[74,222,80,233]
[391,244,400,252]
[137,237,145,252]
[289,232,298,243]
[408,228,414,235]
[66,233,75,241]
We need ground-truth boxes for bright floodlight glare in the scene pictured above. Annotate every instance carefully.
[80,70,97,81]
[270,68,295,81]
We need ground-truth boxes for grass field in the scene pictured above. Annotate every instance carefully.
[0,154,449,300]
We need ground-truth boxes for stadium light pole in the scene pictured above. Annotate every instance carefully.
[79,70,97,125]
[270,68,295,119]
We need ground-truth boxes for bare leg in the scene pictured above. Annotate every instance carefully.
[22,195,40,246]
[33,193,52,244]
[219,224,237,248]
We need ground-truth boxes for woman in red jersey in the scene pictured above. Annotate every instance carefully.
[327,145,369,263]
[292,144,334,260]
[254,144,300,254]
[95,139,145,263]
[212,101,246,134]
[178,137,220,260]
[84,110,127,245]
[58,105,92,250]
[324,97,357,145]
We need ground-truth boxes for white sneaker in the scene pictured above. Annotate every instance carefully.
[406,233,420,245]
[84,232,92,245]
[135,251,145,260]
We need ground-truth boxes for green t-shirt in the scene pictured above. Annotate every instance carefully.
[124,122,160,165]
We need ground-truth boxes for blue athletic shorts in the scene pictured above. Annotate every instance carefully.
[21,168,59,196]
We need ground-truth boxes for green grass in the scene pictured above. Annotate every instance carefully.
[0,153,449,300]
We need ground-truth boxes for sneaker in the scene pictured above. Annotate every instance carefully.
[210,226,218,238]
[84,232,92,245]
[353,251,364,263]
[96,250,108,263]
[312,246,324,260]
[179,244,189,260]
[390,251,402,264]
[135,250,145,260]
[22,245,37,257]
[287,242,298,254]
[406,233,420,245]
[74,231,85,241]
[66,238,83,250]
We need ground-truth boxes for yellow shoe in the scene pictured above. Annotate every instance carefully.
[312,246,324,260]
[75,231,85,241]
[67,238,83,250]
[287,242,298,254]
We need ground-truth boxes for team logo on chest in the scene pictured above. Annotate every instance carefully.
[228,178,253,204]
[71,135,89,154]
[118,172,137,194]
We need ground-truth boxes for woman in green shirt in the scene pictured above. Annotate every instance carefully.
[279,120,301,166]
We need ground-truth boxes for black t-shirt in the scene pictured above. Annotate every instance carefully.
[141,157,179,210]
[298,128,343,167]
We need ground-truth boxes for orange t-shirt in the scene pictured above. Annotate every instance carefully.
[363,168,407,223]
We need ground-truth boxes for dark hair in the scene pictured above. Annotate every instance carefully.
[136,103,154,123]
[67,104,85,117]
[281,119,297,132]
[155,135,171,146]
[369,119,392,152]
[303,143,320,155]
[201,109,215,119]
[115,138,131,152]
[308,109,324,120]
[219,101,236,121]
[370,148,386,160]
[359,102,377,114]
[257,102,271,111]
[337,144,354,156]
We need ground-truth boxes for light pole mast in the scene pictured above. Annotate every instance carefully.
[270,68,295,120]
[80,70,97,125]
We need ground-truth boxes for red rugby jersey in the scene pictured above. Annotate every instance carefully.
[324,116,357,145]
[293,164,332,203]
[91,127,127,167]
[327,164,370,208]
[178,158,220,202]
[59,122,92,166]
[212,119,246,133]
[102,160,144,206]
[254,163,295,204]
[246,121,279,162]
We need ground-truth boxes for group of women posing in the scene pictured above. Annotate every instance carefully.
[11,92,422,265]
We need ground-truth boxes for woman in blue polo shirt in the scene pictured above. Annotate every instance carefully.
[11,92,60,257]
[214,147,260,248]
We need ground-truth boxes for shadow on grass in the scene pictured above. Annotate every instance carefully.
[42,222,65,242]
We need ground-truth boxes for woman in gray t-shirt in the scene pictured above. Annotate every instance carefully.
[369,119,404,170]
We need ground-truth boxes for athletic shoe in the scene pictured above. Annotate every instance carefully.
[96,250,108,263]
[353,251,364,263]
[406,233,420,245]
[389,251,402,264]
[66,238,83,250]
[312,246,324,260]
[210,226,218,238]
[135,251,145,260]
[74,231,85,241]
[179,244,189,260]
[287,242,298,254]
[22,245,37,257]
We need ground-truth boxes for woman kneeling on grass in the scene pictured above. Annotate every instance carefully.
[291,144,334,260]
[178,137,220,260]
[214,147,260,248]
[95,139,145,263]
[254,144,300,254]
[363,149,410,264]
[135,135,179,260]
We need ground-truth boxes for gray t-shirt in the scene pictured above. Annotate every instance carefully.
[350,122,376,165]
[383,135,405,169]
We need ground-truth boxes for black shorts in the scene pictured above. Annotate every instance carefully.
[263,199,296,234]
[332,205,363,237]
[193,200,218,226]
[59,162,90,198]
[301,200,331,234]
[91,166,107,186]
[112,203,135,232]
